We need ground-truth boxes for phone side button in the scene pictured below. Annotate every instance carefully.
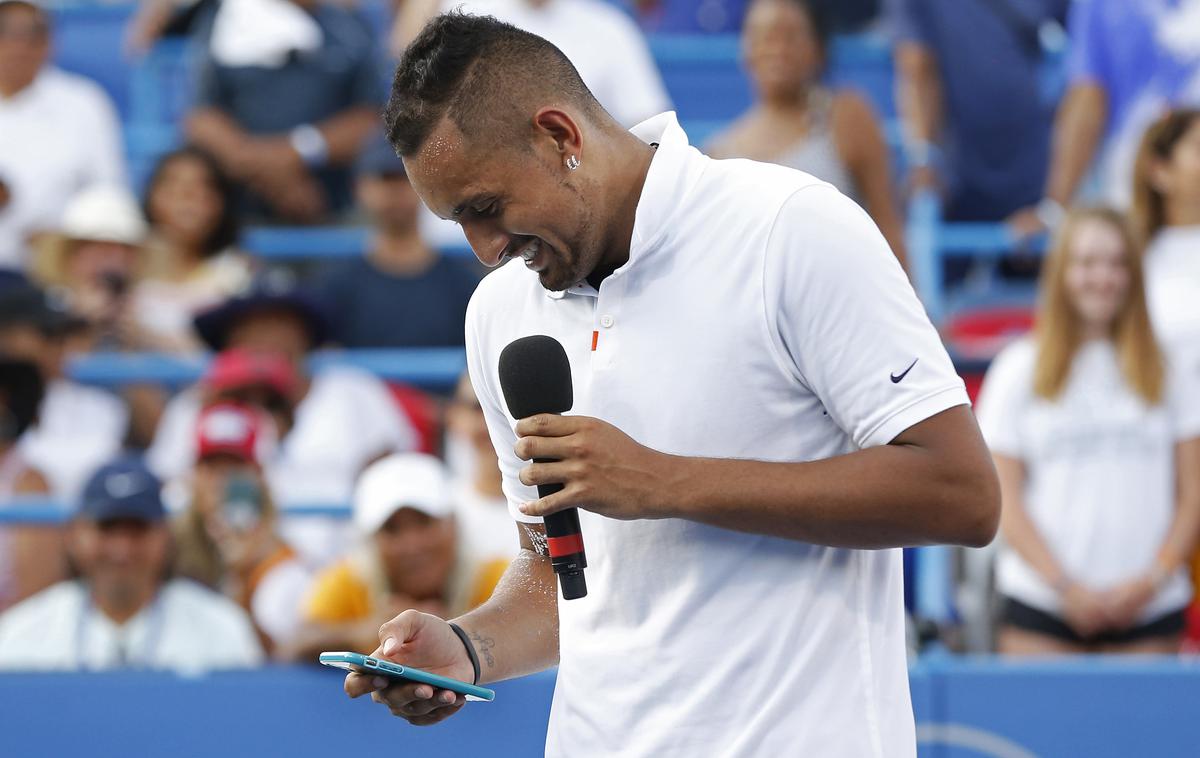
[365,658,378,667]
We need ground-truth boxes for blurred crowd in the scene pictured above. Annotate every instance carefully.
[0,0,1198,671]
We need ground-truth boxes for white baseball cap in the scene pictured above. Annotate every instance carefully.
[59,185,148,246]
[353,453,453,536]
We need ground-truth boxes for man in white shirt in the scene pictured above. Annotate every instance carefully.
[345,15,999,757]
[0,458,262,671]
[0,0,127,267]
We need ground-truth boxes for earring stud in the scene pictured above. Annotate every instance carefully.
[566,155,580,171]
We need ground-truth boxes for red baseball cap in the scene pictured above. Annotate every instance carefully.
[203,348,299,400]
[196,403,267,464]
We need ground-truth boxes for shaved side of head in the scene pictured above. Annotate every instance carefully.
[385,12,603,158]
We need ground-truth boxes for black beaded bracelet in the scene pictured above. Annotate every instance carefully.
[448,622,481,686]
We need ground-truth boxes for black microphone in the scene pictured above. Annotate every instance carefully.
[498,335,587,600]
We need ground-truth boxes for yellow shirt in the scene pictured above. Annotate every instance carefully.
[304,551,508,624]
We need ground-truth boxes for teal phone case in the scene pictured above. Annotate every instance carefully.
[319,651,496,702]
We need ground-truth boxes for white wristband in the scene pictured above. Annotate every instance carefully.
[289,124,329,167]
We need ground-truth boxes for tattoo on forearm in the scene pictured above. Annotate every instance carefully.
[522,523,550,557]
[470,630,496,669]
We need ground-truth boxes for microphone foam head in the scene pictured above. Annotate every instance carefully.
[498,335,573,419]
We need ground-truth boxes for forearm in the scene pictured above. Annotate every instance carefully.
[449,545,559,685]
[1044,83,1107,205]
[663,408,998,549]
[993,454,1069,586]
[896,43,942,145]
[314,107,379,165]
[1154,439,1200,574]
[185,109,251,171]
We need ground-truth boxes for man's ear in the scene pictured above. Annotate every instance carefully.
[532,108,584,166]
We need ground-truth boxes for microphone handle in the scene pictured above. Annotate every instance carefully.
[535,459,587,599]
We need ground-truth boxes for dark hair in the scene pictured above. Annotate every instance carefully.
[143,146,240,257]
[385,12,600,157]
[749,0,832,61]
[1131,109,1200,244]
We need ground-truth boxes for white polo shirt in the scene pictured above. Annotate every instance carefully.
[465,113,968,758]
[0,68,126,267]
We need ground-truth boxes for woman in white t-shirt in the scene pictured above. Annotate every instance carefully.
[976,208,1200,654]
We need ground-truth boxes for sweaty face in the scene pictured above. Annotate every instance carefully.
[405,119,602,292]
[1063,219,1131,333]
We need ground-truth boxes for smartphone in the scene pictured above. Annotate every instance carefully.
[222,473,263,533]
[319,651,495,702]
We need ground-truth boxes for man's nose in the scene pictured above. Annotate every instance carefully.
[462,221,513,268]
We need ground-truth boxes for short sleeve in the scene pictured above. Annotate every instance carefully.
[81,86,127,187]
[1167,354,1200,442]
[1064,0,1110,87]
[974,339,1035,458]
[763,185,969,449]
[464,291,543,524]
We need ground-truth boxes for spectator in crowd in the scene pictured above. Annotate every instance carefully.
[137,147,254,354]
[0,279,129,499]
[146,271,418,563]
[1132,109,1200,360]
[0,356,60,612]
[445,372,517,559]
[975,208,1200,654]
[173,403,309,654]
[0,0,127,268]
[288,453,506,658]
[398,0,673,251]
[319,136,480,349]
[707,0,906,266]
[888,0,1068,222]
[31,185,167,446]
[1007,0,1200,236]
[0,458,263,671]
[186,0,383,223]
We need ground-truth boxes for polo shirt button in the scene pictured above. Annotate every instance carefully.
[600,315,615,328]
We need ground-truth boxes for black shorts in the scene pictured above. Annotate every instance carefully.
[1001,597,1186,646]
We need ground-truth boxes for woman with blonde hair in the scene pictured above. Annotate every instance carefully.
[975,208,1200,654]
[1131,109,1200,361]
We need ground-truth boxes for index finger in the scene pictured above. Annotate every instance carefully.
[515,414,578,438]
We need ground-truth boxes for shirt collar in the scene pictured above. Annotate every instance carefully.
[546,111,698,300]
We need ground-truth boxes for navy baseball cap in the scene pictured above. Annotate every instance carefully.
[355,133,406,178]
[78,459,166,523]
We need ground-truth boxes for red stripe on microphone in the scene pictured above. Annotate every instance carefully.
[547,533,585,557]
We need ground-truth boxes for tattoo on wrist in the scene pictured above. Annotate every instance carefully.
[470,631,496,669]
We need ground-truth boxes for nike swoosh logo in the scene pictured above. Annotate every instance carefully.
[891,358,919,384]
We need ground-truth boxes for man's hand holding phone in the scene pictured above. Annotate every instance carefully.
[343,609,477,726]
